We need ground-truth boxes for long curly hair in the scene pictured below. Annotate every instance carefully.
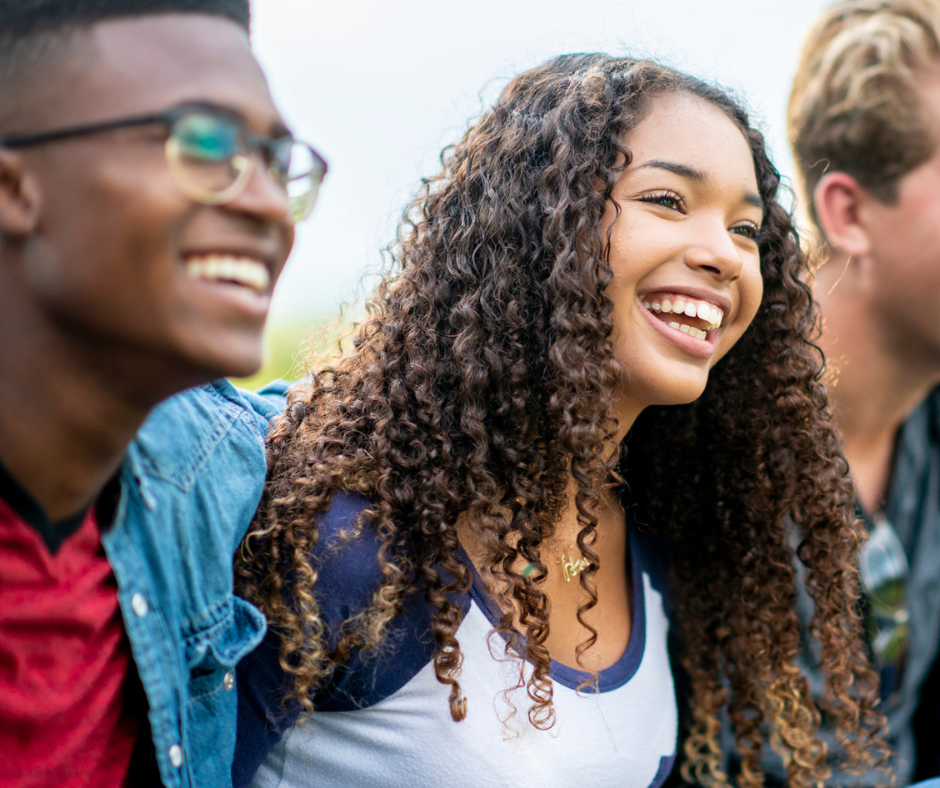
[237,54,889,787]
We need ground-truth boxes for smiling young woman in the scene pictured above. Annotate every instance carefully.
[235,55,890,788]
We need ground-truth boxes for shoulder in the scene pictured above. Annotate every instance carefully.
[240,379,291,425]
[132,380,287,488]
[891,384,940,471]
[926,385,940,442]
[309,492,388,611]
[240,492,460,713]
[234,492,450,785]
[124,382,280,562]
[137,381,276,458]
[298,490,443,687]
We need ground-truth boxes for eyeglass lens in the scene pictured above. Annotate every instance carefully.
[167,110,323,221]
[172,113,250,197]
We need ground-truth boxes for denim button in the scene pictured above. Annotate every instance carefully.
[223,671,235,691]
[131,593,149,618]
[169,743,184,768]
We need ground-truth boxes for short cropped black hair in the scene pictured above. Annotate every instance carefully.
[0,0,251,131]
[0,0,250,38]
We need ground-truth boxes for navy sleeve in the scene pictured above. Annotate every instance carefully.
[309,494,468,713]
[233,492,470,786]
[233,492,377,787]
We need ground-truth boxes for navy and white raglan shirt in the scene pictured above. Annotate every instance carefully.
[235,492,677,788]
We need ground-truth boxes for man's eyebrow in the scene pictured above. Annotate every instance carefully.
[636,159,764,210]
[176,99,292,138]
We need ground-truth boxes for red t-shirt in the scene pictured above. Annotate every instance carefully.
[0,468,146,788]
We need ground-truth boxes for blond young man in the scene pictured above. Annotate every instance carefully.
[779,0,940,781]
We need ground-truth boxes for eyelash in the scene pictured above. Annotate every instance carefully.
[730,223,761,240]
[640,190,763,241]
[640,190,685,212]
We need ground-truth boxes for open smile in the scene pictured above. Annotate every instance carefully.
[182,253,275,313]
[184,253,271,293]
[639,291,727,359]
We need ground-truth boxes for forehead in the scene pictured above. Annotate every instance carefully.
[626,91,758,191]
[33,14,279,129]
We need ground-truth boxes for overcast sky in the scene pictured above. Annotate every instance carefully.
[250,0,831,326]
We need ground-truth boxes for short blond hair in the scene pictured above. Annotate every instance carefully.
[789,0,940,227]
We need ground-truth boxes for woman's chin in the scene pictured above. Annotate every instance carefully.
[618,370,710,413]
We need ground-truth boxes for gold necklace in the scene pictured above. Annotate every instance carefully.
[520,547,591,582]
[557,547,591,582]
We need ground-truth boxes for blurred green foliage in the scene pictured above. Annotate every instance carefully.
[231,312,352,391]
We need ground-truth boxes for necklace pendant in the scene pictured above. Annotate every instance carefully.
[558,548,590,582]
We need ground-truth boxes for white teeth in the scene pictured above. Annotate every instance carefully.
[184,255,271,294]
[670,323,708,340]
[643,295,724,330]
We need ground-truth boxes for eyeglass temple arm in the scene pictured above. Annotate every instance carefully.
[0,113,170,149]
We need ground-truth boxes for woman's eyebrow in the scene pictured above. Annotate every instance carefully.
[743,192,764,210]
[636,159,706,181]
[636,159,764,209]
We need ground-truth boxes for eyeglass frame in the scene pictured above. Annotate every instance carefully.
[0,103,327,220]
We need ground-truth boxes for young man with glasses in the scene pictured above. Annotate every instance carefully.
[736,0,940,783]
[0,2,325,787]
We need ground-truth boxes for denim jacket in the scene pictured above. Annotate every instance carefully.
[100,380,282,788]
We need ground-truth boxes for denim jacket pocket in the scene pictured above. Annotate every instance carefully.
[184,597,266,788]
[185,596,267,698]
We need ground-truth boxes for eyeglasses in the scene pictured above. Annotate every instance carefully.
[858,513,910,705]
[0,104,327,223]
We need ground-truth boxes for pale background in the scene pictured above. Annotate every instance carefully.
[244,0,832,381]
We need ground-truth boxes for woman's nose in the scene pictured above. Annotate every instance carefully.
[683,219,744,282]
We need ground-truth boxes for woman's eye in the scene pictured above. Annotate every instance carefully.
[642,191,683,211]
[731,223,760,239]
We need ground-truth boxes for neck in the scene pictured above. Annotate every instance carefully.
[0,314,204,523]
[814,253,940,511]
[546,401,638,546]
[552,474,626,552]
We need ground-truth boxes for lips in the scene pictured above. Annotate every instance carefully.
[641,292,724,341]
[635,289,731,360]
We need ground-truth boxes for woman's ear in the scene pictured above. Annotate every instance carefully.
[813,171,870,258]
[0,149,41,237]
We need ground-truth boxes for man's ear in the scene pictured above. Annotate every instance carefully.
[813,171,870,258]
[0,149,41,237]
